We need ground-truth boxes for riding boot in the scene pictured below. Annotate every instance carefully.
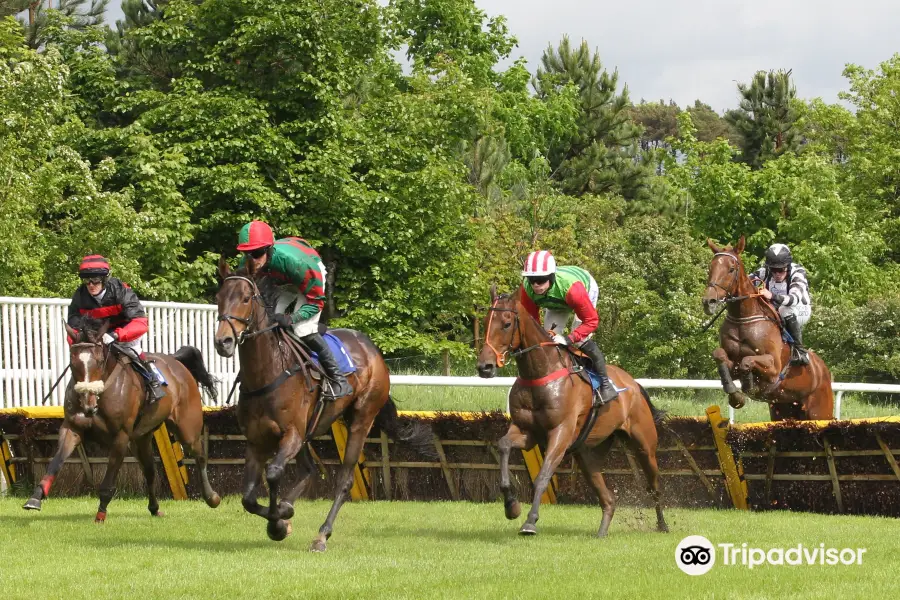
[303,333,353,400]
[784,314,810,366]
[133,353,167,401]
[580,340,618,404]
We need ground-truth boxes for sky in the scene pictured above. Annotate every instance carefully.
[104,0,900,113]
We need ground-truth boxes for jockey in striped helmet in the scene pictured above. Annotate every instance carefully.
[67,255,167,401]
[519,250,618,404]
[237,221,352,399]
[749,243,812,365]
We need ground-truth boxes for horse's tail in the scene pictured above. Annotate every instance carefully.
[639,384,667,426]
[375,396,439,460]
[173,345,220,402]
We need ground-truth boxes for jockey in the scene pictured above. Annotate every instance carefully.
[237,220,352,399]
[66,255,166,401]
[519,250,618,404]
[749,243,811,365]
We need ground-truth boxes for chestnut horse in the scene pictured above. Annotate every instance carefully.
[23,320,221,520]
[213,259,435,552]
[702,237,834,420]
[476,285,668,537]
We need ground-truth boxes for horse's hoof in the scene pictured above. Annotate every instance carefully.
[285,520,293,537]
[519,523,538,536]
[658,524,670,533]
[94,512,106,523]
[22,498,42,511]
[267,519,289,542]
[309,538,327,553]
[504,500,521,520]
[728,394,746,410]
[206,493,221,509]
[150,510,165,518]
[278,501,294,520]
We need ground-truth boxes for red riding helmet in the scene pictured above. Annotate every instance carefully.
[236,221,275,252]
[78,255,110,278]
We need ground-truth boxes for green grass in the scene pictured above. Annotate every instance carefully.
[390,385,900,422]
[0,497,896,599]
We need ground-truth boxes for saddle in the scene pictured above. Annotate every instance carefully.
[112,346,166,403]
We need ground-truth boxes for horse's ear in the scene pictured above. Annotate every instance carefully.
[734,235,746,255]
[64,322,79,342]
[490,283,498,303]
[218,256,231,280]
[706,238,722,253]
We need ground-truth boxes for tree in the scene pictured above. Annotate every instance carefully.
[532,36,651,200]
[1,0,107,48]
[628,99,680,151]
[725,69,801,169]
[685,100,739,145]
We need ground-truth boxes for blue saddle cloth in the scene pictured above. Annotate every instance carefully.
[309,332,357,375]
[586,368,628,394]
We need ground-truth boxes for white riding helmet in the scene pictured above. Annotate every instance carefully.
[522,250,557,277]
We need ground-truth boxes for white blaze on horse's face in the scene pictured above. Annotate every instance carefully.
[72,347,106,413]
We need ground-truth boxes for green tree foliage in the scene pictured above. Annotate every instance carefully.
[725,69,802,169]
[685,100,739,144]
[628,99,680,151]
[533,36,651,200]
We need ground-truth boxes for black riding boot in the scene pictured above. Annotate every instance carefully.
[132,355,167,401]
[580,340,618,404]
[784,314,809,366]
[303,333,353,399]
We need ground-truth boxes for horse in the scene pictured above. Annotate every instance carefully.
[701,236,834,420]
[213,258,436,552]
[475,285,668,537]
[23,320,221,520]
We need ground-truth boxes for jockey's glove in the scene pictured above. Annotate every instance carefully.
[272,313,293,329]
[101,332,118,346]
[551,334,570,346]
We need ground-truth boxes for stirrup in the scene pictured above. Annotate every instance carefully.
[323,378,353,400]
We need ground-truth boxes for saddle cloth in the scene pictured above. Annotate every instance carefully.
[308,332,357,375]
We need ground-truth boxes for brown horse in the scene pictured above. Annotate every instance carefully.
[213,259,435,552]
[476,285,668,537]
[702,237,834,420]
[23,320,221,520]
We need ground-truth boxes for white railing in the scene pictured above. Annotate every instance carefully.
[1,297,898,421]
[0,297,239,407]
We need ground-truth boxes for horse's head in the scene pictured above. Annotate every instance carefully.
[214,257,264,357]
[477,284,522,378]
[64,320,110,416]
[702,236,747,315]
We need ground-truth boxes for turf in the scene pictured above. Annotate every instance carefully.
[0,497,895,599]
[389,385,900,422]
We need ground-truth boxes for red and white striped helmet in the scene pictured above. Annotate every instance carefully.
[521,250,557,277]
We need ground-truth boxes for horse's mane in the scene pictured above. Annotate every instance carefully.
[495,291,553,342]
[231,264,279,315]
[74,317,107,343]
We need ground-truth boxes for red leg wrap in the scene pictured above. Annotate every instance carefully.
[40,474,55,498]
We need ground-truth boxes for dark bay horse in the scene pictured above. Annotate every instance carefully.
[476,285,668,537]
[23,320,221,520]
[702,237,834,420]
[214,259,435,552]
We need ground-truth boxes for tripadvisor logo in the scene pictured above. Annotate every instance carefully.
[675,536,867,575]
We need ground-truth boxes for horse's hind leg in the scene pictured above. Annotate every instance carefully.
[23,423,82,511]
[310,417,373,553]
[520,423,575,536]
[497,424,535,520]
[626,426,668,533]
[575,437,616,537]
[171,421,220,508]
[241,447,268,519]
[134,435,162,517]
[95,431,130,523]
[280,447,315,510]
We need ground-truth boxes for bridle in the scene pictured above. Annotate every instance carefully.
[217,276,278,345]
[706,252,761,304]
[484,296,561,368]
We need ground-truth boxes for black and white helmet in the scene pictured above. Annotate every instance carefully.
[764,243,792,269]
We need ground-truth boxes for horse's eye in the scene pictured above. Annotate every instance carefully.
[243,295,251,303]
[502,321,512,330]
[729,267,736,273]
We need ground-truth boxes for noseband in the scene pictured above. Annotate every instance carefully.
[484,297,561,367]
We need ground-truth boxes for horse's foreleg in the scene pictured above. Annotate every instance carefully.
[133,435,162,517]
[23,424,82,511]
[713,347,745,409]
[240,448,268,519]
[520,422,575,536]
[94,431,129,523]
[497,424,534,520]
[265,427,302,542]
[280,447,315,512]
[310,419,371,553]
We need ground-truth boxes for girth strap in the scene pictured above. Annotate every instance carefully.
[239,365,305,399]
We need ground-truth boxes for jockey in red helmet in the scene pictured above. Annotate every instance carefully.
[67,255,166,401]
[236,221,352,399]
[519,250,618,404]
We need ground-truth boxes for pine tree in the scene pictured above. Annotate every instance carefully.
[1,0,107,49]
[725,69,801,169]
[532,35,650,200]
